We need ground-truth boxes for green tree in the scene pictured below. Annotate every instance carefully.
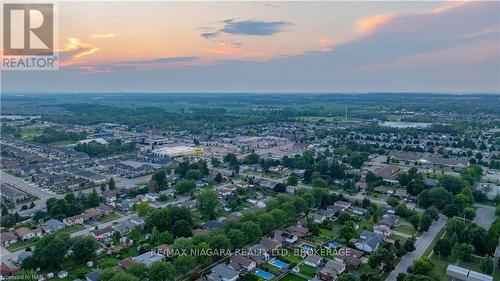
[149,261,176,281]
[197,189,221,220]
[186,169,203,180]
[408,257,434,276]
[173,255,196,274]
[287,173,299,186]
[241,221,262,241]
[31,233,71,269]
[227,229,247,249]
[151,169,167,189]
[72,236,99,262]
[209,234,231,258]
[434,238,452,257]
[172,220,192,238]
[480,255,494,275]
[214,172,223,183]
[108,177,116,190]
[175,180,196,194]
[126,263,149,280]
[452,243,474,261]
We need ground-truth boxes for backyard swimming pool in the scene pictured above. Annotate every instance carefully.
[269,259,289,269]
[255,270,274,280]
[300,242,315,251]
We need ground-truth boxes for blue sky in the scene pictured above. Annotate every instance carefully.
[2,1,499,93]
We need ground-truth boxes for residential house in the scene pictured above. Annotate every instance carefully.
[333,201,351,211]
[0,263,20,277]
[247,244,270,264]
[355,231,384,253]
[274,230,298,244]
[260,237,282,251]
[380,214,399,228]
[103,190,117,204]
[304,255,323,268]
[63,214,85,226]
[202,220,225,231]
[156,244,172,258]
[113,221,135,235]
[373,166,400,183]
[373,225,392,237]
[14,227,42,240]
[334,247,363,270]
[132,251,165,267]
[317,259,345,281]
[228,255,256,273]
[118,257,137,269]
[285,225,310,237]
[207,264,239,281]
[350,207,367,216]
[85,270,101,281]
[84,208,104,221]
[312,213,326,224]
[41,219,66,234]
[1,232,18,247]
[91,227,114,241]
[130,214,145,227]
[145,192,160,202]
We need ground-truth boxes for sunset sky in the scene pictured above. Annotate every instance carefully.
[2,1,500,93]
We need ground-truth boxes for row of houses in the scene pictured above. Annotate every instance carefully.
[1,218,67,247]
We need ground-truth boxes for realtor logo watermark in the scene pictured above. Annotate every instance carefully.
[2,2,59,70]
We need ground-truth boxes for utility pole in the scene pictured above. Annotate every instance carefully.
[345,104,348,122]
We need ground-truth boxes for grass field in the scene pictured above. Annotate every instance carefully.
[298,264,316,277]
[99,213,121,223]
[6,239,37,251]
[393,224,417,236]
[99,257,120,269]
[428,254,499,281]
[280,273,307,281]
[58,224,85,236]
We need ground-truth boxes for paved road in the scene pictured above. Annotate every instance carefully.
[0,195,189,266]
[1,171,59,200]
[385,215,447,281]
[474,203,496,230]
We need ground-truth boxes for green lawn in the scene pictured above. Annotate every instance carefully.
[99,213,121,223]
[58,224,85,235]
[299,264,316,277]
[278,250,303,266]
[393,225,417,236]
[6,239,37,251]
[99,257,120,269]
[388,234,405,242]
[428,254,499,281]
[280,273,307,281]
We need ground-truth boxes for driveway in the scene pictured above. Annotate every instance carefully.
[385,215,447,281]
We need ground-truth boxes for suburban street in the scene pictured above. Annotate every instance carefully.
[385,215,447,281]
[0,195,190,268]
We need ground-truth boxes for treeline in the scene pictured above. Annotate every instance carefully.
[41,104,298,134]
[34,191,102,221]
[32,128,86,144]
[74,140,135,157]
[128,189,326,281]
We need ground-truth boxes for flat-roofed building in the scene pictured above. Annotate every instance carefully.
[446,264,492,281]
[152,145,203,157]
